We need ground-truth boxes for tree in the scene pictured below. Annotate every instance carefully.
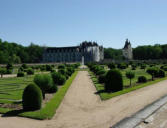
[146,67,158,81]
[126,71,135,87]
[0,68,6,78]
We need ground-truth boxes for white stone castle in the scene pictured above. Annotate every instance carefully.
[122,39,133,60]
[43,41,104,63]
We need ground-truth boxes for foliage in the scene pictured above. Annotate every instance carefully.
[0,68,6,78]
[6,63,13,70]
[22,83,42,111]
[34,74,53,99]
[58,64,65,69]
[138,76,147,83]
[108,63,116,69]
[0,39,44,64]
[51,72,66,85]
[46,65,53,71]
[22,64,28,69]
[105,69,123,92]
[146,67,158,80]
[26,68,34,75]
[126,71,135,86]
[17,72,25,77]
[58,69,66,75]
[98,73,106,83]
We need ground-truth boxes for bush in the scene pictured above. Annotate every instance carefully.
[18,67,24,72]
[138,76,147,83]
[46,84,58,93]
[98,73,106,83]
[22,64,28,69]
[46,65,53,71]
[108,63,116,69]
[140,64,146,69]
[39,65,46,71]
[0,68,6,78]
[27,68,34,75]
[158,69,165,78]
[51,72,66,85]
[66,67,74,76]
[58,69,66,75]
[58,64,65,69]
[146,67,158,80]
[17,72,24,77]
[5,69,12,74]
[6,63,13,70]
[105,69,123,92]
[96,69,106,76]
[117,63,127,69]
[34,74,53,99]
[22,83,42,111]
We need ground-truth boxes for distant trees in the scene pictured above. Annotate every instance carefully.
[104,44,167,60]
[0,39,44,64]
[133,44,167,60]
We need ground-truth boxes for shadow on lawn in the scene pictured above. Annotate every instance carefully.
[2,109,24,117]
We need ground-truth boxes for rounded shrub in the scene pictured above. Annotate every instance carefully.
[34,74,53,99]
[147,67,158,80]
[96,69,106,76]
[22,64,28,69]
[46,65,53,71]
[17,72,24,77]
[58,69,66,75]
[22,83,42,111]
[46,84,58,93]
[138,76,147,83]
[51,71,66,85]
[58,64,65,69]
[66,67,74,76]
[105,69,123,92]
[158,69,165,78]
[27,68,34,75]
[108,63,116,69]
[98,73,106,83]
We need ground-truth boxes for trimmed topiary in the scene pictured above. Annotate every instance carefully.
[126,71,135,87]
[66,67,74,76]
[98,73,106,83]
[27,68,34,75]
[34,74,53,99]
[22,83,42,111]
[96,69,106,76]
[146,67,158,81]
[105,69,123,92]
[17,72,24,77]
[108,63,116,69]
[138,76,147,83]
[51,71,66,85]
[58,64,65,69]
[58,69,66,75]
[22,64,28,69]
[46,84,58,93]
[158,69,165,78]
[46,65,53,71]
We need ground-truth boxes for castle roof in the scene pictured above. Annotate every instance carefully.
[123,39,131,49]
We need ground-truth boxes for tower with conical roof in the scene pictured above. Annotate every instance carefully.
[122,39,133,60]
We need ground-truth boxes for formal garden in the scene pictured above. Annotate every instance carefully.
[87,62,167,100]
[0,63,80,119]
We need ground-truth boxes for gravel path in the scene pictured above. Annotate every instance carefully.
[1,71,167,128]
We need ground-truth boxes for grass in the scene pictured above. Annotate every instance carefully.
[0,71,78,120]
[0,76,33,103]
[89,69,167,100]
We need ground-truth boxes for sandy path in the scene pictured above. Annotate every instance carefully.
[1,71,167,128]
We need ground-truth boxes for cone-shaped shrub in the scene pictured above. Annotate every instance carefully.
[34,74,53,99]
[22,83,42,111]
[105,69,123,92]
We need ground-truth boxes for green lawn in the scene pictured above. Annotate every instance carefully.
[89,67,167,100]
[0,76,33,104]
[0,71,78,120]
[121,67,151,86]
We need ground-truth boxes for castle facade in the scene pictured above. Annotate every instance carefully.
[43,42,104,63]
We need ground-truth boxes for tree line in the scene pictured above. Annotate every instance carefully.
[0,39,44,64]
[104,44,167,60]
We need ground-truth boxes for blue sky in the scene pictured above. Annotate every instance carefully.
[0,0,167,48]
